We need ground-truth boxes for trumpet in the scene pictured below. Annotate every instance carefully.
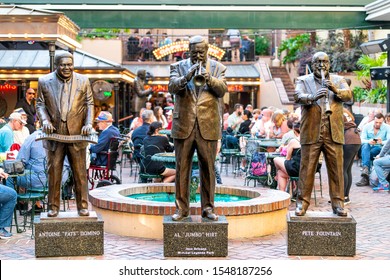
[193,61,206,87]
[321,69,332,116]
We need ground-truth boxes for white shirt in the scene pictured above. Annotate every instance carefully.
[14,126,30,146]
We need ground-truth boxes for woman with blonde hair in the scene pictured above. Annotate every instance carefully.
[273,122,301,192]
[269,111,289,139]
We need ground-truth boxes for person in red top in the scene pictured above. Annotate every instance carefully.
[166,110,173,130]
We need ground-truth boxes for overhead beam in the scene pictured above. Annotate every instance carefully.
[59,10,389,29]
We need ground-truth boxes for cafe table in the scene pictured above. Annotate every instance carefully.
[159,129,171,136]
[246,138,281,154]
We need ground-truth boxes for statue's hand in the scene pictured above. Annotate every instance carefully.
[310,88,327,101]
[42,120,55,134]
[81,124,93,135]
[322,79,338,93]
[203,71,211,85]
[185,63,199,81]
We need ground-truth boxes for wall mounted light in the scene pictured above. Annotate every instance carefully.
[360,38,390,55]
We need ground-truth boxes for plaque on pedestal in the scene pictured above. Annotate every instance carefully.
[287,211,356,256]
[163,215,228,257]
[34,211,104,257]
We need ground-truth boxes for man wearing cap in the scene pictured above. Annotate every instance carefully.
[36,51,94,217]
[90,111,120,166]
[15,88,36,134]
[13,108,30,146]
[0,112,26,152]
[168,35,227,221]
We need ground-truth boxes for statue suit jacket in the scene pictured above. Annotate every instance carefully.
[133,77,149,114]
[168,58,228,141]
[36,71,94,151]
[294,73,352,145]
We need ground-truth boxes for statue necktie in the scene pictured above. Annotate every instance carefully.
[61,81,70,121]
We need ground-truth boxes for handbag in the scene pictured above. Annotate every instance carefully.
[3,160,25,175]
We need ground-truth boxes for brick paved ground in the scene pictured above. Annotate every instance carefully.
[1,160,390,260]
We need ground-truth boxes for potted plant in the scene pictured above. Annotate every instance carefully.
[353,53,388,105]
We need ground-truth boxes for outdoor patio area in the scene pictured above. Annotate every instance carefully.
[1,159,389,261]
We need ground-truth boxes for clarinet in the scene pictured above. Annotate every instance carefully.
[321,69,332,116]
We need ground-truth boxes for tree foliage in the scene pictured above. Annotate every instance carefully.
[255,35,271,56]
[281,30,366,74]
[278,33,311,64]
[354,53,388,104]
[78,28,127,40]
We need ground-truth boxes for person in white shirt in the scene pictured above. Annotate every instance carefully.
[13,108,30,146]
[251,108,273,138]
[227,103,243,133]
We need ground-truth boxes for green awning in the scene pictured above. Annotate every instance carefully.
[2,1,389,29]
[64,10,385,29]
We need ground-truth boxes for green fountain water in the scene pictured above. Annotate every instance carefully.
[127,192,250,203]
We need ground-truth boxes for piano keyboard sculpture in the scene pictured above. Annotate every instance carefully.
[36,132,98,144]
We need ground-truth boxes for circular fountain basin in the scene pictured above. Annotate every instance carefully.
[89,183,290,239]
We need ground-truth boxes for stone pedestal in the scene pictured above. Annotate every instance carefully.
[163,215,228,257]
[287,211,356,256]
[34,211,104,257]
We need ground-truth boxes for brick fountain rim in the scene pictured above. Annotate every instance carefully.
[88,183,291,239]
[89,183,290,215]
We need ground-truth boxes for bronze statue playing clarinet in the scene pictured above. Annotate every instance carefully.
[294,51,352,217]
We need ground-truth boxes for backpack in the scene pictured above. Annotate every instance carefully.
[250,152,267,176]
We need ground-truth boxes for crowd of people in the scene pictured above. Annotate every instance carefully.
[1,75,390,238]
[222,101,390,207]
[126,30,256,63]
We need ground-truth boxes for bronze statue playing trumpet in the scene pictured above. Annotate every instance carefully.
[193,60,206,87]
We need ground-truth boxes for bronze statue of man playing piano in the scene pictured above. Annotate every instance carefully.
[36,51,94,217]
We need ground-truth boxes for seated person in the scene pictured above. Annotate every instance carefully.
[90,111,120,166]
[0,112,26,152]
[222,127,239,149]
[238,110,252,135]
[13,108,30,146]
[0,170,17,240]
[277,116,300,155]
[357,109,378,131]
[129,108,145,135]
[273,122,301,192]
[166,110,173,130]
[372,137,390,191]
[154,106,168,129]
[356,113,390,186]
[141,121,175,183]
[251,108,273,138]
[238,110,253,170]
[269,111,289,139]
[131,109,154,163]
[6,130,72,211]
